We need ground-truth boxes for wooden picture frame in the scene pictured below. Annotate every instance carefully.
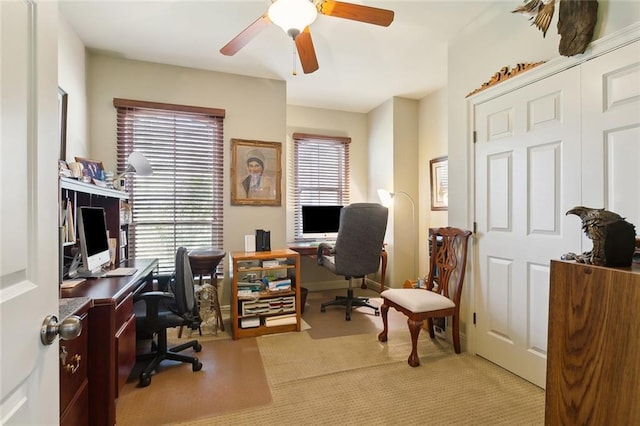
[231,139,282,206]
[58,87,68,161]
[430,156,448,211]
[75,157,105,180]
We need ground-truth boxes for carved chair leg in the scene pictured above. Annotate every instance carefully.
[377,304,389,342]
[452,314,461,353]
[407,318,422,367]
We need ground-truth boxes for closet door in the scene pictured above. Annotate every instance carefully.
[474,66,582,388]
[581,40,640,230]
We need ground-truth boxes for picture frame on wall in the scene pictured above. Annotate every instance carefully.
[75,157,105,180]
[231,138,282,206]
[430,156,448,211]
[58,87,68,161]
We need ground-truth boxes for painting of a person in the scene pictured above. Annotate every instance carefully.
[241,149,275,199]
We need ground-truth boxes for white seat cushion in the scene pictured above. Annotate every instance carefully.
[381,288,455,312]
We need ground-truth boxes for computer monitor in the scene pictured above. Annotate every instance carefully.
[301,205,343,240]
[74,206,111,277]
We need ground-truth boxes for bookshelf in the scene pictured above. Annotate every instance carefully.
[59,177,130,269]
[230,249,301,339]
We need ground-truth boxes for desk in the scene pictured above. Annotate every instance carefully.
[288,243,387,290]
[60,258,158,426]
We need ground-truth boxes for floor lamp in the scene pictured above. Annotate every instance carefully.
[377,189,418,280]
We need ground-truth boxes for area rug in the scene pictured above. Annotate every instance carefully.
[177,327,545,425]
[117,338,271,426]
[302,288,406,340]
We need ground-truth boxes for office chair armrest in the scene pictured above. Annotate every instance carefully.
[316,242,335,265]
[134,291,174,319]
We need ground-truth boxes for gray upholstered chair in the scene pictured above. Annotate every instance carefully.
[316,203,388,321]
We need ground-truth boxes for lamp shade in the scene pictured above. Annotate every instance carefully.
[268,0,318,38]
[127,151,153,176]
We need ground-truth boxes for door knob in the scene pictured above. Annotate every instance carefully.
[40,314,82,345]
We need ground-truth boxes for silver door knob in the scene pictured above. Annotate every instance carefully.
[40,315,82,345]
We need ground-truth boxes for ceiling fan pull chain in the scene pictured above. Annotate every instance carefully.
[292,42,297,76]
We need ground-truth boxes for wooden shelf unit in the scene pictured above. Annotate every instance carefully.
[59,177,130,266]
[230,249,301,339]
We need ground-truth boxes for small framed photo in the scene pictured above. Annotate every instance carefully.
[231,139,282,206]
[430,156,448,211]
[75,157,105,180]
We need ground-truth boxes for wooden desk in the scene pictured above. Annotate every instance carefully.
[288,243,387,290]
[60,258,158,426]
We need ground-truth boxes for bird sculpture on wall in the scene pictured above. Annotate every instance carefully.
[512,0,598,56]
[564,206,636,267]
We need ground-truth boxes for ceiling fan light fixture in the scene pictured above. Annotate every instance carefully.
[268,0,317,39]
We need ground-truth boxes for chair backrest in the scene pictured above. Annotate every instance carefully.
[332,203,388,276]
[426,227,472,305]
[172,247,197,314]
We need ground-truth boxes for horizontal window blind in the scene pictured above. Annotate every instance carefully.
[114,98,224,274]
[292,133,350,240]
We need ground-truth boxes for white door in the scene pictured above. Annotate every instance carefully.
[474,66,582,388]
[581,40,640,233]
[1,1,60,424]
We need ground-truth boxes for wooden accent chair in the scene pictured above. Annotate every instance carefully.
[378,227,472,367]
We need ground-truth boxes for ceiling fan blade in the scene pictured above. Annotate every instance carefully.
[220,13,271,56]
[295,27,319,74]
[318,0,394,27]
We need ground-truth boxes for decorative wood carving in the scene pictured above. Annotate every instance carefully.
[466,62,545,97]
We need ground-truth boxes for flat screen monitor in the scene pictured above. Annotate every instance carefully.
[76,206,111,276]
[301,205,343,240]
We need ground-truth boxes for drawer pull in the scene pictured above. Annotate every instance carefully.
[64,354,82,375]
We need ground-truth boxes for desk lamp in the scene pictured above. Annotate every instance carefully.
[377,189,418,280]
[116,151,153,188]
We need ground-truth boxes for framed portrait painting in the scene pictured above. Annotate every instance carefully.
[430,156,448,211]
[231,139,282,206]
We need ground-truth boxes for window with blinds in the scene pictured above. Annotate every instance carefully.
[292,133,350,240]
[114,98,225,274]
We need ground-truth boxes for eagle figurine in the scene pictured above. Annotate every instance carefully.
[565,206,636,267]
[512,0,599,56]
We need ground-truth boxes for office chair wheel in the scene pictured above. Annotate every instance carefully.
[320,306,326,313]
[192,358,203,372]
[194,343,202,352]
[139,372,152,388]
[375,310,380,316]
[345,313,351,321]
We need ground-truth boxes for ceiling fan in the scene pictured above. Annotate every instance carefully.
[220,0,394,75]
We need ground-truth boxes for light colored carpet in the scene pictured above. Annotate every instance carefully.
[178,328,545,425]
[117,291,545,425]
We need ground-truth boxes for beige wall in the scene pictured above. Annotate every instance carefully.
[58,15,88,162]
[368,97,419,288]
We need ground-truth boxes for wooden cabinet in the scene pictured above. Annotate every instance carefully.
[230,249,301,339]
[60,258,157,426]
[59,177,130,268]
[546,260,640,424]
[59,298,91,426]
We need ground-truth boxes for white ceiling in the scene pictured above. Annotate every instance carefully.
[60,0,497,113]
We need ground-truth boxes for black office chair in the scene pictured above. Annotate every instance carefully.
[317,203,388,320]
[134,247,203,387]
